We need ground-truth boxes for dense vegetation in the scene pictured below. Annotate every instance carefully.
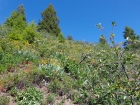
[0,4,140,105]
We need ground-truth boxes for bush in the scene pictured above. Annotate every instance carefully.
[0,25,11,38]
[58,32,65,43]
[0,95,10,105]
[67,35,73,40]
[46,93,56,104]
[15,87,43,105]
[7,21,40,43]
[8,29,23,40]
[23,22,41,44]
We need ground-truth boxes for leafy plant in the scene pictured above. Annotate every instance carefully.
[23,22,41,44]
[39,63,64,80]
[15,87,43,105]
[46,93,56,104]
[58,32,65,43]
[9,87,19,96]
[0,95,10,105]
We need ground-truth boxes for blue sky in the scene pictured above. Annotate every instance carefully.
[0,0,140,43]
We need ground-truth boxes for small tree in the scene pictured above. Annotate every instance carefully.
[4,4,27,41]
[67,35,73,40]
[99,34,107,45]
[123,26,140,49]
[37,4,61,36]
[23,21,40,43]
[123,26,138,40]
[5,4,26,30]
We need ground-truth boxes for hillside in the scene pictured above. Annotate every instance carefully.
[1,3,140,105]
[0,32,140,105]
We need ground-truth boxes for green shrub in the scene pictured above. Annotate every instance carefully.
[0,95,10,105]
[0,25,11,38]
[16,87,43,105]
[58,32,65,43]
[46,93,56,104]
[8,29,23,40]
[23,22,41,44]
[48,79,64,93]
[9,87,19,97]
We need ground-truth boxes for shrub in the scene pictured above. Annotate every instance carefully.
[67,35,73,40]
[0,95,10,105]
[15,87,43,105]
[46,93,56,104]
[0,25,11,38]
[23,22,41,44]
[8,29,23,41]
[58,32,65,43]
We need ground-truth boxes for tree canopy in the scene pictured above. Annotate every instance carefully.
[123,26,140,49]
[4,4,26,30]
[37,4,61,36]
[123,26,138,40]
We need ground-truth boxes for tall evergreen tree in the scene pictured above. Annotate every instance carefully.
[37,4,61,36]
[99,34,107,45]
[17,4,26,21]
[5,4,26,30]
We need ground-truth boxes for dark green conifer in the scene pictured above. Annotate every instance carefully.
[123,26,139,49]
[38,4,61,36]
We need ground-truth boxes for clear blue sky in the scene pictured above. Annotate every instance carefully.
[0,0,140,43]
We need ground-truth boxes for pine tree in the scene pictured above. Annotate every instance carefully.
[17,4,26,21]
[4,4,27,40]
[123,26,139,48]
[5,4,26,30]
[37,4,61,36]
[99,35,107,45]
[123,26,138,40]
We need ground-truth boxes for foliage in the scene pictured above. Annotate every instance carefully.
[1,29,140,104]
[37,4,61,36]
[23,21,41,43]
[123,26,138,40]
[123,26,140,49]
[0,95,10,105]
[4,4,27,41]
[67,35,74,40]
[99,34,107,45]
[15,87,43,105]
[8,29,24,40]
[1,7,140,104]
[58,32,65,43]
[5,5,26,30]
[17,4,26,21]
[94,22,140,104]
[0,25,11,38]
[46,93,56,104]
[9,87,19,96]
